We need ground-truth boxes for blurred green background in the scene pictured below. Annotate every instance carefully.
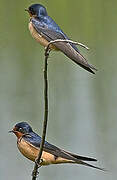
[0,0,116,179]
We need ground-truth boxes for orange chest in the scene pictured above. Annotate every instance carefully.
[17,138,38,162]
[17,138,61,165]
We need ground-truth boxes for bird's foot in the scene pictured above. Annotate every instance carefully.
[35,158,43,168]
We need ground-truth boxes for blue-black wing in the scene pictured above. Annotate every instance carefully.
[31,18,97,74]
[24,132,97,162]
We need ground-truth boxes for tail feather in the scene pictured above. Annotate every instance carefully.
[76,63,96,74]
[79,160,105,171]
[60,42,97,74]
[62,150,104,171]
[71,51,97,74]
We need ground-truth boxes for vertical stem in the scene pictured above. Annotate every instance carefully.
[31,39,90,179]
[32,50,49,180]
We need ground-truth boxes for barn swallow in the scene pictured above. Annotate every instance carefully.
[9,122,103,170]
[25,4,97,74]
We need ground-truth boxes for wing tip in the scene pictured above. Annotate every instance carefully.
[72,154,97,162]
[88,64,98,74]
[76,61,97,74]
[81,65,97,74]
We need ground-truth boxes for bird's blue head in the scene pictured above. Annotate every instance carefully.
[12,122,33,135]
[26,4,48,17]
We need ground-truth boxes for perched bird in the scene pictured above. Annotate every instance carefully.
[9,122,103,170]
[25,4,97,74]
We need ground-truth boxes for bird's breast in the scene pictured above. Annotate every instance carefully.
[17,138,73,165]
[17,138,38,162]
[28,22,58,51]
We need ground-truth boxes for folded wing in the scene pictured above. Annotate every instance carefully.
[31,18,97,74]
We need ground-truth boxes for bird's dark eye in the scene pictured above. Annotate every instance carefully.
[19,127,25,133]
[29,7,35,15]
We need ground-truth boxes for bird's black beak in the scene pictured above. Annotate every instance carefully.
[8,130,14,133]
[25,8,29,12]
